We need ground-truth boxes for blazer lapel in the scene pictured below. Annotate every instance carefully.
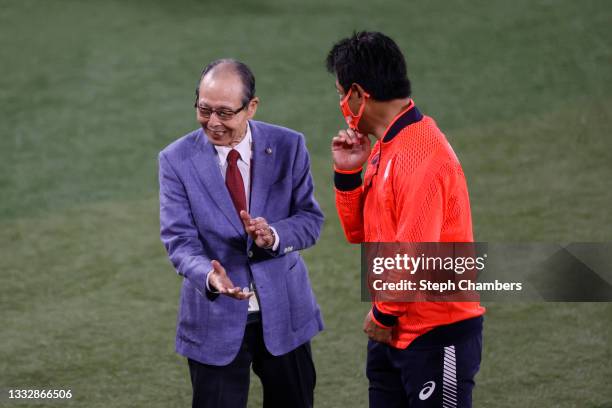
[190,129,245,236]
[249,121,275,218]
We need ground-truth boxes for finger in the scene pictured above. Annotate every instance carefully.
[251,221,269,231]
[248,224,267,233]
[332,136,351,149]
[228,289,254,300]
[213,274,237,293]
[367,330,387,342]
[348,128,367,140]
[256,233,273,247]
[256,237,273,249]
[357,133,371,146]
[347,128,362,145]
[337,130,352,145]
[249,217,266,226]
[240,288,254,299]
[228,291,246,299]
[213,280,229,294]
[218,282,237,294]
[249,222,269,232]
[332,135,347,144]
[346,128,357,140]
[211,260,225,274]
[239,210,251,224]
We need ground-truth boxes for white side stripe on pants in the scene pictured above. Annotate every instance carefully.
[442,345,457,408]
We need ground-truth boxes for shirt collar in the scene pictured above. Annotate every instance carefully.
[381,99,423,143]
[214,123,252,166]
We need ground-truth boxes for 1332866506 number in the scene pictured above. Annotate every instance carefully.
[7,389,72,399]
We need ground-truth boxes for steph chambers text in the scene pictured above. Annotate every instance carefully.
[371,279,523,292]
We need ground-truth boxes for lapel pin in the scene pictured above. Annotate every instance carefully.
[265,147,272,155]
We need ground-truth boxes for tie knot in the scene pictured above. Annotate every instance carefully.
[227,149,241,165]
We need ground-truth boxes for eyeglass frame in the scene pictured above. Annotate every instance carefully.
[194,100,249,121]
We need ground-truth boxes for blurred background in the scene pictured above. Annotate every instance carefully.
[1,0,611,406]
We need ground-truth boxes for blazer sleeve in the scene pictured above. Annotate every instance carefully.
[158,151,216,300]
[267,134,324,254]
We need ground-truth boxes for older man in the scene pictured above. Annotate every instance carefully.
[159,59,324,408]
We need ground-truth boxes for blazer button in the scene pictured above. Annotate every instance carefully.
[248,250,254,258]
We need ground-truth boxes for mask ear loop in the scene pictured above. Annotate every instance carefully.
[341,88,370,118]
[354,90,370,118]
[340,89,352,112]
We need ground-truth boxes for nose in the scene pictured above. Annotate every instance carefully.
[208,112,222,127]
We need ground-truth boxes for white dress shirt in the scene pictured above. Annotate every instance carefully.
[205,124,279,312]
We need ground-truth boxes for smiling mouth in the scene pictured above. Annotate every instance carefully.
[207,128,227,137]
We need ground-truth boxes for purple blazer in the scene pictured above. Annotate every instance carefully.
[159,120,325,365]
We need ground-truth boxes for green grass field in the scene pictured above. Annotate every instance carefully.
[1,0,611,406]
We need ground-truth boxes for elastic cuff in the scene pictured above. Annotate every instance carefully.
[334,170,363,191]
[371,305,398,328]
[334,165,363,174]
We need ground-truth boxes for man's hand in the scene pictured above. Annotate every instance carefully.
[332,128,371,171]
[240,210,275,249]
[363,310,393,344]
[208,260,253,300]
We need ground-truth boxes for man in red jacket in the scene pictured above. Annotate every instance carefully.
[326,31,485,407]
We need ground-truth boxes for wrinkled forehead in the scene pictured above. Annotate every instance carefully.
[198,71,245,108]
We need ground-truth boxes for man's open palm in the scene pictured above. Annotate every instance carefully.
[209,260,253,300]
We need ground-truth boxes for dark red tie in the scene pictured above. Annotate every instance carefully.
[226,149,247,215]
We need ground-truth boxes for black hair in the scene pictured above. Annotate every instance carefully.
[325,31,411,101]
[194,58,256,106]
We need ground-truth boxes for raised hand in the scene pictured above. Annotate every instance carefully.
[240,210,275,249]
[332,128,371,171]
[208,260,253,300]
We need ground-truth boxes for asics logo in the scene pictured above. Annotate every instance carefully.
[419,381,436,400]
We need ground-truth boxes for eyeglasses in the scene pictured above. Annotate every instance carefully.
[196,101,248,121]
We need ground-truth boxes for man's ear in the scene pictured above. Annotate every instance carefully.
[351,83,367,100]
[194,76,203,107]
[247,97,259,118]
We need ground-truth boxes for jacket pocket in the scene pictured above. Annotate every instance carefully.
[285,258,315,331]
[177,279,209,345]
